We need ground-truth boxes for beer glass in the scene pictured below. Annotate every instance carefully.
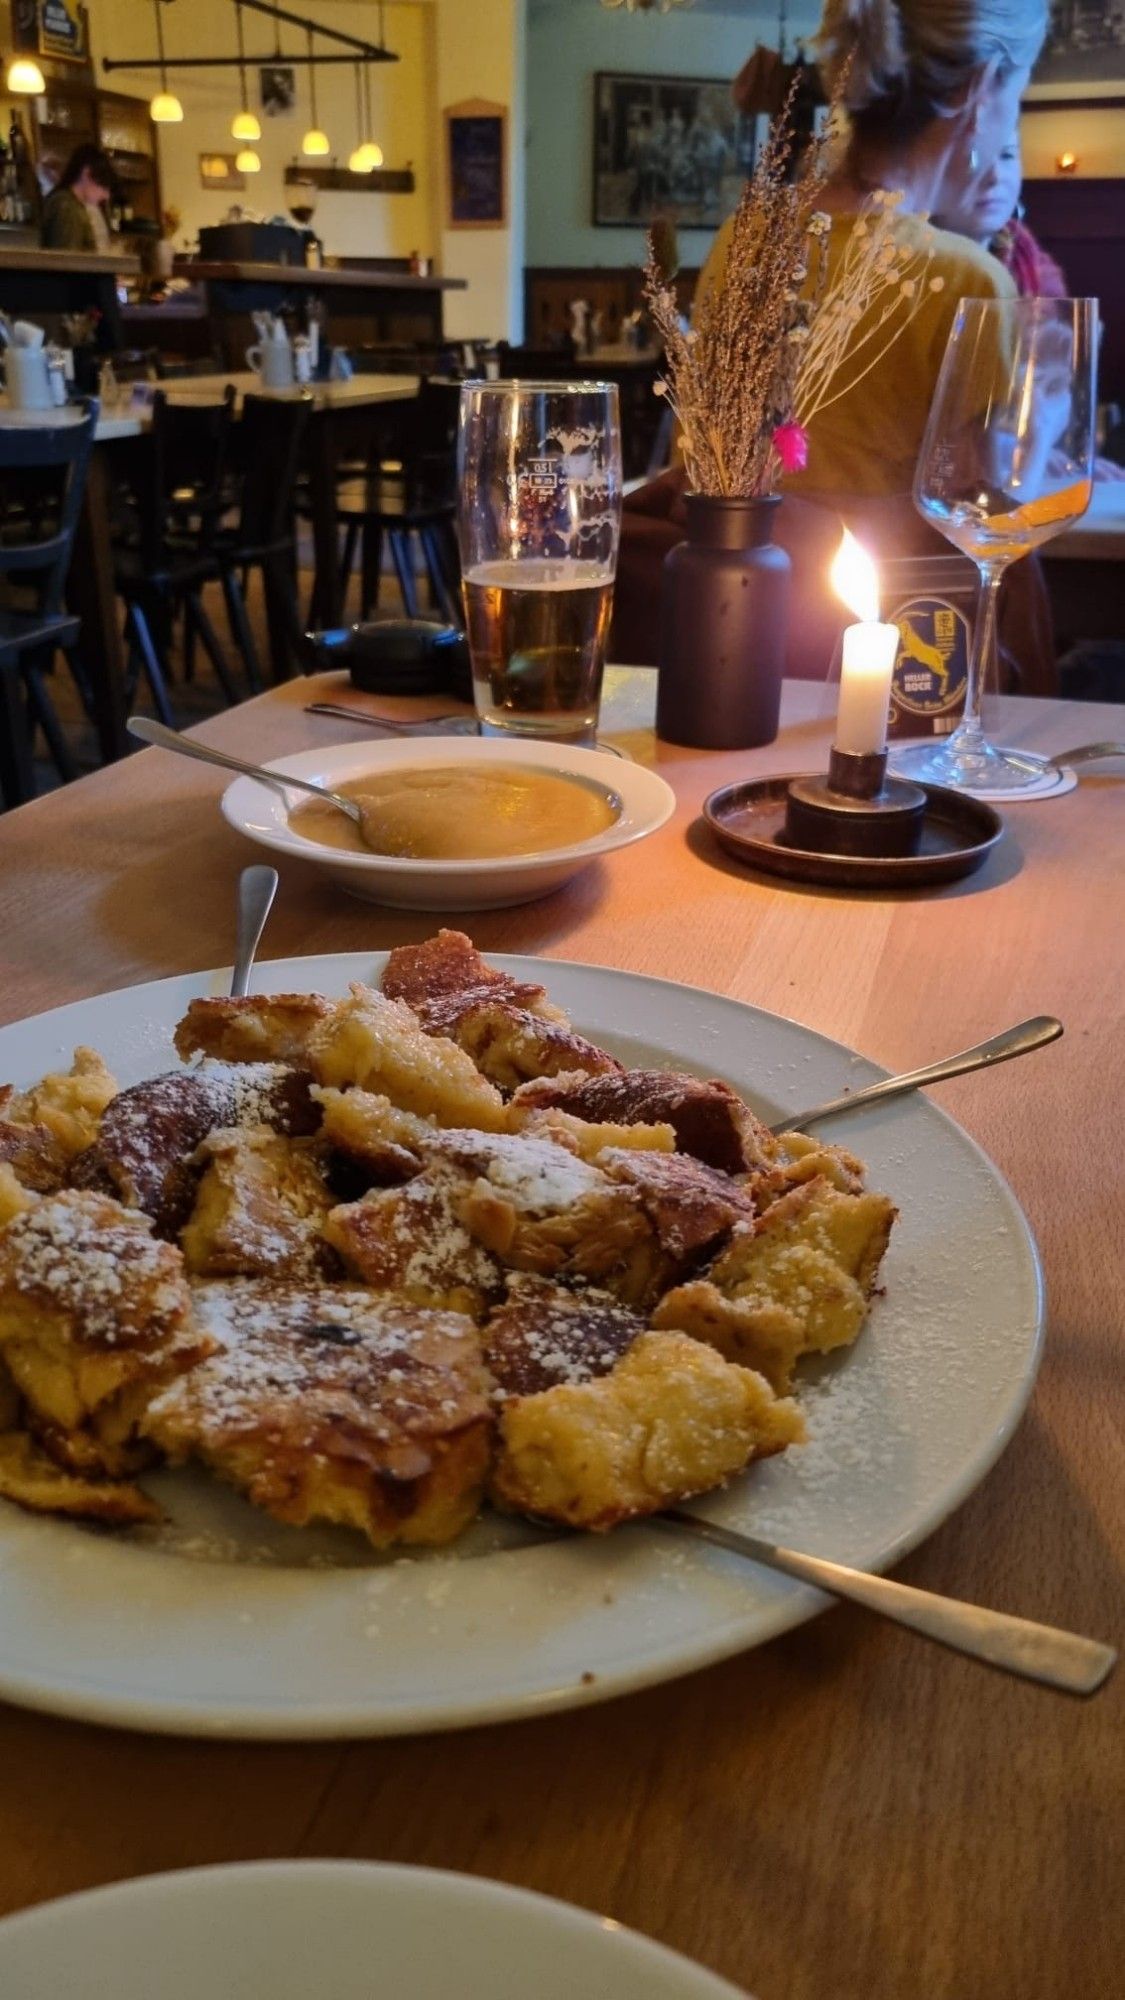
[457,381,622,741]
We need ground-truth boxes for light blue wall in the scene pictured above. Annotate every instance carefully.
[524,0,821,268]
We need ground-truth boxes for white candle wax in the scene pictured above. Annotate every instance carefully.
[834,621,900,756]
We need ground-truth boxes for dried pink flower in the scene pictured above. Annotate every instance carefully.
[772,421,809,474]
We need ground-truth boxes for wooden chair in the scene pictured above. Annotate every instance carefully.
[210,392,312,683]
[0,399,98,809]
[113,387,239,721]
[331,380,462,626]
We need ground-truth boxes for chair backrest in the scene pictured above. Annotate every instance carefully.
[412,377,462,459]
[496,339,578,379]
[153,385,237,508]
[234,391,311,549]
[134,387,237,569]
[0,396,99,616]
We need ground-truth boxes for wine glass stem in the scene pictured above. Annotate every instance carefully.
[956,562,1005,748]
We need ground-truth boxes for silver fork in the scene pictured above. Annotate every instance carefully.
[304,701,468,733]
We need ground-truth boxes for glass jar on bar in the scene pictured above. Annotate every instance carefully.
[457,380,622,742]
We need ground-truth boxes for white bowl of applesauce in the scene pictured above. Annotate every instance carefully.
[220,737,676,908]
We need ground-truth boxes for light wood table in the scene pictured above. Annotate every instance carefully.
[0,675,1121,2000]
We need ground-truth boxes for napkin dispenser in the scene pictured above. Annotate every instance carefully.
[307,618,473,702]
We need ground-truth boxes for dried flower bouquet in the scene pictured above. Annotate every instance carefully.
[644,94,946,499]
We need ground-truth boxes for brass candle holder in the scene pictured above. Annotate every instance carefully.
[783,747,927,859]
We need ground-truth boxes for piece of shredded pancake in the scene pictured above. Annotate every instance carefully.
[0,933,898,1545]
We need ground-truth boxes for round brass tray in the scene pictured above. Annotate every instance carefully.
[703,773,1004,889]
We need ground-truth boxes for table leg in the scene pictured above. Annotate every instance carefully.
[68,447,128,764]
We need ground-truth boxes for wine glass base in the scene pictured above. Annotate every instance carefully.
[888,738,1053,798]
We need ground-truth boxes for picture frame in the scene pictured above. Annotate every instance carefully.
[259,65,297,117]
[444,98,507,230]
[593,71,753,231]
[1025,5,1125,103]
[199,153,246,193]
[12,0,89,65]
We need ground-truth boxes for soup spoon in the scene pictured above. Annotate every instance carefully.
[770,1014,1062,1136]
[127,716,368,838]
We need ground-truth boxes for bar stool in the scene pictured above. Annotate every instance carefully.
[0,399,98,809]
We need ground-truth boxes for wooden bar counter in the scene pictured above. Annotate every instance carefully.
[173,259,468,367]
[0,675,1120,2000]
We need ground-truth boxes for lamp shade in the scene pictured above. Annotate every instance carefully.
[150,91,184,124]
[6,57,45,94]
[231,107,261,142]
[348,140,384,173]
[301,127,330,157]
[235,146,261,173]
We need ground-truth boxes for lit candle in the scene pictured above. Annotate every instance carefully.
[831,529,900,756]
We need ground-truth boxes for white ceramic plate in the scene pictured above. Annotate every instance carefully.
[220,738,676,908]
[0,1861,751,2000]
[0,954,1043,1738]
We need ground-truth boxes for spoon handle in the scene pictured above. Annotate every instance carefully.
[1055,741,1125,767]
[126,715,355,816]
[771,1015,1063,1136]
[231,866,278,999]
[660,1513,1116,1697]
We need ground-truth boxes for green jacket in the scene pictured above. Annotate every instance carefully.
[40,186,96,252]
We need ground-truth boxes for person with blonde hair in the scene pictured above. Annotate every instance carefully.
[699,0,1049,497]
[614,3,1057,682]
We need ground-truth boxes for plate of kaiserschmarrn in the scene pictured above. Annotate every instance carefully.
[0,932,1043,1737]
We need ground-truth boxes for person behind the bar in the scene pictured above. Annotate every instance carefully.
[40,145,115,253]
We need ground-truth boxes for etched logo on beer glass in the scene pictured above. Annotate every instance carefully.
[458,382,623,742]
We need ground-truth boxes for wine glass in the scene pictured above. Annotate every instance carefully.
[458,380,622,742]
[890,296,1097,795]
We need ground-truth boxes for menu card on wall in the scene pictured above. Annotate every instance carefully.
[444,98,506,230]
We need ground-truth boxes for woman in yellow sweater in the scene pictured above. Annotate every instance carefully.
[697,0,1047,499]
[615,1,1055,677]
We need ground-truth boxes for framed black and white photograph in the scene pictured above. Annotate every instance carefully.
[1027,2,1125,101]
[593,71,752,230]
[259,64,297,117]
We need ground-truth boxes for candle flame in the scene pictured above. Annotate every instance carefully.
[831,528,880,624]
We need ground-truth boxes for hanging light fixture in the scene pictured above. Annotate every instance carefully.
[301,26,329,156]
[348,59,383,173]
[231,1,261,142]
[235,145,261,173]
[149,0,184,122]
[6,57,45,94]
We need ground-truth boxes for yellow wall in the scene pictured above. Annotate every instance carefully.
[82,0,440,261]
[74,0,524,335]
[430,0,523,340]
[1021,107,1125,179]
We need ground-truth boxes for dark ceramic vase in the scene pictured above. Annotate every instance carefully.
[656,493,789,749]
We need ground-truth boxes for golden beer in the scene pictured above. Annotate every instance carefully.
[463,560,614,740]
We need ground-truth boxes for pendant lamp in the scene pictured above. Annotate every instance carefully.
[150,0,183,123]
[231,2,261,143]
[301,27,329,156]
[6,58,45,94]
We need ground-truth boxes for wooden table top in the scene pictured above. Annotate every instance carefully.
[0,674,1121,1999]
[88,371,419,442]
[0,247,141,276]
